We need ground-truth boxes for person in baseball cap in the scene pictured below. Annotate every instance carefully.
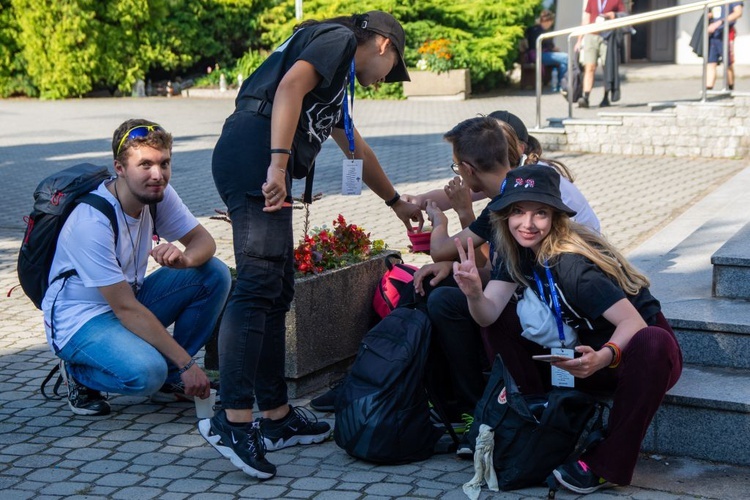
[361,11,410,82]
[489,110,529,145]
[205,8,423,480]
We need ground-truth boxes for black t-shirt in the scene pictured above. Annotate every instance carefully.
[468,193,502,242]
[525,25,555,52]
[492,250,661,348]
[236,24,357,179]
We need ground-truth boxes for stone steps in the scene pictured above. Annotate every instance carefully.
[536,94,750,158]
[644,364,750,466]
[668,298,750,369]
[712,221,750,300]
[628,164,750,467]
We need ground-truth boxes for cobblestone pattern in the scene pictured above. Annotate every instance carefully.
[0,82,748,498]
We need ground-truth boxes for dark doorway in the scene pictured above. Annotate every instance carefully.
[628,0,676,62]
[631,0,649,60]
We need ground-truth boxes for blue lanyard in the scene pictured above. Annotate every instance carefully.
[342,60,356,157]
[597,0,607,15]
[533,263,567,347]
[489,178,508,262]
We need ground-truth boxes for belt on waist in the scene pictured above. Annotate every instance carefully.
[236,98,272,117]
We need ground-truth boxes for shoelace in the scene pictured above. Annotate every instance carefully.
[248,421,269,457]
[289,406,320,429]
[578,460,590,473]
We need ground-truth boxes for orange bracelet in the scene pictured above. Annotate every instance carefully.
[603,341,621,368]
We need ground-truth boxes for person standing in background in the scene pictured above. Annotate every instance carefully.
[706,2,744,90]
[575,0,626,108]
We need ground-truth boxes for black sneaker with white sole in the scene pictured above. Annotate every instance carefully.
[198,409,276,479]
[553,459,615,494]
[260,405,332,451]
[59,360,110,416]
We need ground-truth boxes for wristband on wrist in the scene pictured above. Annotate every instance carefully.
[270,148,292,155]
[178,358,196,375]
[385,191,400,207]
[603,342,621,368]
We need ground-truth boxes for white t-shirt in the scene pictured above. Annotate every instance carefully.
[560,177,601,233]
[42,180,199,352]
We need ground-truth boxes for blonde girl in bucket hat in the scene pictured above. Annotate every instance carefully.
[453,164,682,494]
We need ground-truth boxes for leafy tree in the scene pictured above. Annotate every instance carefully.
[12,0,101,98]
[9,0,266,98]
[3,0,540,99]
[0,0,35,97]
[234,0,541,95]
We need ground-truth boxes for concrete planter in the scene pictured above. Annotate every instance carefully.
[402,69,471,100]
[204,251,399,397]
[285,251,399,397]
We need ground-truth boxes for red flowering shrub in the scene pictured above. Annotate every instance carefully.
[294,214,385,276]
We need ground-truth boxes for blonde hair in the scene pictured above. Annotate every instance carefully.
[491,208,650,295]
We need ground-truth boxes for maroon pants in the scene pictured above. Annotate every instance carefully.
[482,312,682,485]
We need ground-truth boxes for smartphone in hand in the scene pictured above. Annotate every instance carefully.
[532,352,581,363]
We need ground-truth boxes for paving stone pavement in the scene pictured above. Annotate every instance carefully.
[1,70,750,499]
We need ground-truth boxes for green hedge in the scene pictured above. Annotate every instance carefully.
[1,0,541,99]
[233,0,542,96]
[5,0,267,99]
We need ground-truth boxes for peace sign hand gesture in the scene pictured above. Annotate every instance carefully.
[453,237,483,300]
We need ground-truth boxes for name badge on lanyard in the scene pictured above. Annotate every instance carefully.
[342,60,363,195]
[534,265,575,388]
[595,0,607,23]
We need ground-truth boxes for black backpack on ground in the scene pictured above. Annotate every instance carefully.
[334,306,456,464]
[466,355,606,491]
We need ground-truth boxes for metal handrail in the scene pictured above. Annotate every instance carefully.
[533,0,739,129]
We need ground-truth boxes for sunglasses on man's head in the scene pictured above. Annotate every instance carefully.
[116,124,163,156]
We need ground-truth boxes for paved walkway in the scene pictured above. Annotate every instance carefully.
[1,65,749,498]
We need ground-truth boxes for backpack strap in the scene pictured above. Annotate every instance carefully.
[79,193,120,248]
[48,193,119,287]
[40,363,64,400]
[48,193,120,352]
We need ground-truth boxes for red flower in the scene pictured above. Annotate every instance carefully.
[293,214,378,275]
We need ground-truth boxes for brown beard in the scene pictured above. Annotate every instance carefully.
[133,191,165,205]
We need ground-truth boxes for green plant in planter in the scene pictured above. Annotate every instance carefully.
[211,194,387,278]
[293,214,387,275]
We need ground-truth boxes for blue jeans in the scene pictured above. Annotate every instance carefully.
[542,51,568,88]
[58,258,231,395]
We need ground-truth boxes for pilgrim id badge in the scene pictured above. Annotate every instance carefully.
[551,347,575,388]
[342,159,363,195]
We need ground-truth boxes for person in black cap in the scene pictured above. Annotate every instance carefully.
[452,164,682,494]
[205,11,422,480]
